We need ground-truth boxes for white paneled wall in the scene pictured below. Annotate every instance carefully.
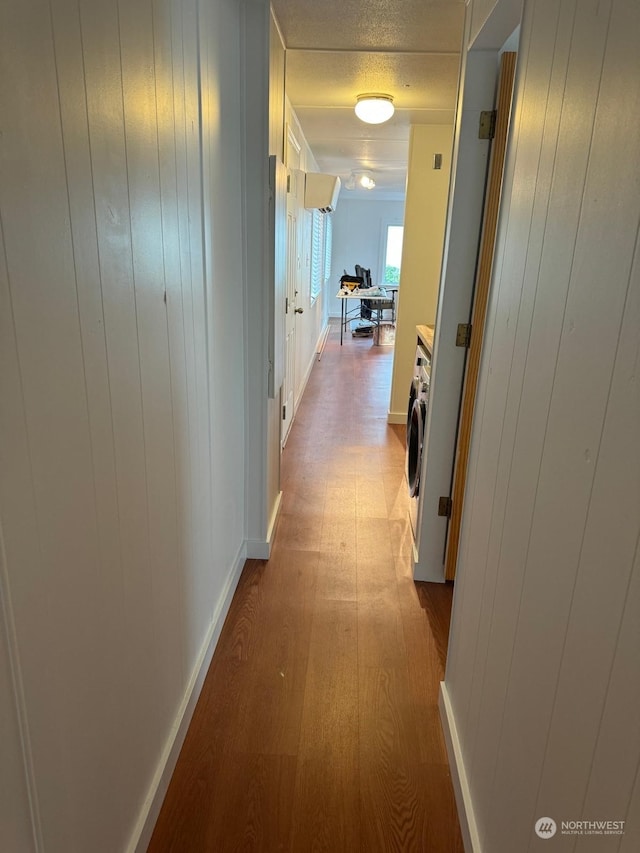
[0,603,34,849]
[443,1,640,851]
[0,0,247,850]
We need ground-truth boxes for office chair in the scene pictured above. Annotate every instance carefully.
[355,264,395,323]
[355,264,373,321]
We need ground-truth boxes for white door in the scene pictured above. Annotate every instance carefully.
[282,128,302,444]
[282,174,297,442]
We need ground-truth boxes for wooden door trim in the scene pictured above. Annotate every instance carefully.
[444,51,517,581]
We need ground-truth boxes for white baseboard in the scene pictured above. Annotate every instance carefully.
[315,323,331,360]
[387,410,406,424]
[129,542,247,853]
[295,323,328,412]
[283,324,331,452]
[245,490,282,560]
[439,682,481,853]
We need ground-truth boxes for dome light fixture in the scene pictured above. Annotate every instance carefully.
[357,172,376,189]
[345,170,376,190]
[354,93,395,125]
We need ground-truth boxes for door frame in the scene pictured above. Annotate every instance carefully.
[414,23,521,583]
[443,51,517,580]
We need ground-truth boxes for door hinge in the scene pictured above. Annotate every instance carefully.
[282,404,287,420]
[438,496,452,518]
[479,110,497,140]
[456,323,472,348]
[286,173,291,193]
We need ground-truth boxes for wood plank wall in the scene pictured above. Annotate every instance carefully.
[444,1,640,850]
[0,0,247,849]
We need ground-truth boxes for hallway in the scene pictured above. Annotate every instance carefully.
[148,325,464,851]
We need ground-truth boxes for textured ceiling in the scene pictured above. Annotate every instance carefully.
[271,0,466,197]
[272,0,465,52]
[285,51,460,110]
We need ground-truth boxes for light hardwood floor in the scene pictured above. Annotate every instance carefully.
[148,324,464,852]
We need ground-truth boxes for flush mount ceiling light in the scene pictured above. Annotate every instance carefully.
[357,172,376,189]
[354,93,395,125]
[345,170,376,190]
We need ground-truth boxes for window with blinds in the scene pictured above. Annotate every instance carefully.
[310,211,333,304]
[310,209,324,303]
[323,214,332,284]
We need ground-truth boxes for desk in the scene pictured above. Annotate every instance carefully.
[336,286,398,345]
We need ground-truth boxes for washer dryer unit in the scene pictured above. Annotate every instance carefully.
[406,343,431,540]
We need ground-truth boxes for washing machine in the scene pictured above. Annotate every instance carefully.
[406,344,431,540]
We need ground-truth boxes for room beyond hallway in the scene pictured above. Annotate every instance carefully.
[148,323,464,851]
